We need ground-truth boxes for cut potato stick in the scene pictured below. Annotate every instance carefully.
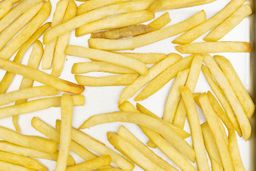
[66,46,148,75]
[75,74,138,86]
[89,10,206,50]
[0,2,51,59]
[148,12,171,30]
[176,42,251,54]
[214,55,255,118]
[76,10,154,36]
[119,52,167,64]
[173,0,245,44]
[55,95,73,171]
[117,126,175,171]
[201,123,223,171]
[44,0,151,43]
[205,4,252,41]
[0,0,13,19]
[108,132,165,171]
[0,151,47,171]
[71,129,134,171]
[72,62,135,74]
[52,0,77,77]
[42,0,69,69]
[0,58,84,94]
[0,161,34,171]
[80,112,195,161]
[120,54,181,103]
[67,155,111,171]
[135,55,193,101]
[202,65,241,135]
[204,55,251,139]
[0,95,84,119]
[198,94,234,171]
[31,117,96,160]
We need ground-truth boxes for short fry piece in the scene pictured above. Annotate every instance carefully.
[0,161,34,171]
[118,52,167,64]
[148,12,171,30]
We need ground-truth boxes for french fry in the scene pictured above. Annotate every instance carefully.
[204,55,251,139]
[214,55,255,118]
[202,65,241,135]
[0,1,51,59]
[173,0,245,44]
[76,10,154,36]
[71,129,134,171]
[66,46,148,75]
[205,4,252,41]
[42,0,69,69]
[44,0,151,43]
[148,12,171,30]
[107,132,165,171]
[198,94,234,171]
[31,117,96,160]
[119,54,181,103]
[0,161,34,171]
[134,55,193,101]
[75,74,138,86]
[181,87,210,171]
[201,123,223,171]
[0,58,84,94]
[52,0,77,77]
[0,0,13,19]
[98,168,124,171]
[118,52,167,64]
[80,112,195,161]
[176,42,251,53]
[0,151,47,171]
[88,10,206,50]
[67,156,111,171]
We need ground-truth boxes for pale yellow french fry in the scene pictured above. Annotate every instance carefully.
[75,74,138,86]
[181,87,210,171]
[135,56,193,101]
[173,0,245,44]
[204,55,251,139]
[205,4,252,41]
[0,151,47,171]
[201,123,223,171]
[148,12,171,30]
[176,42,251,54]
[119,54,181,104]
[71,129,134,171]
[202,65,241,135]
[67,156,112,171]
[118,52,167,64]
[0,161,34,171]
[80,112,195,161]
[44,0,151,43]
[66,46,148,75]
[76,10,154,36]
[98,168,124,171]
[0,0,13,19]
[0,2,51,59]
[108,132,165,171]
[198,94,234,171]
[42,0,69,69]
[52,0,77,77]
[88,10,206,50]
[214,55,255,118]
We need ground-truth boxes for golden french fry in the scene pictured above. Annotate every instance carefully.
[44,0,151,43]
[119,54,181,104]
[205,4,252,41]
[176,42,251,54]
[42,0,69,69]
[66,46,148,75]
[173,0,245,44]
[118,52,167,64]
[204,55,251,139]
[0,161,34,171]
[67,156,112,171]
[135,56,193,101]
[88,10,206,50]
[0,0,13,19]
[76,10,154,36]
[198,94,234,171]
[214,55,255,118]
[108,132,165,171]
[181,87,210,171]
[52,0,77,77]
[80,112,195,161]
[75,74,138,86]
[148,12,171,30]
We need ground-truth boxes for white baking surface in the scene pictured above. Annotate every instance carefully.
[0,0,252,170]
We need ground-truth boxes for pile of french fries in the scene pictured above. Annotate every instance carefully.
[0,0,254,170]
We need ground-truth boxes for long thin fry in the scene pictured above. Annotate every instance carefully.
[0,0,13,19]
[119,52,167,64]
[0,161,33,171]
[148,12,171,30]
